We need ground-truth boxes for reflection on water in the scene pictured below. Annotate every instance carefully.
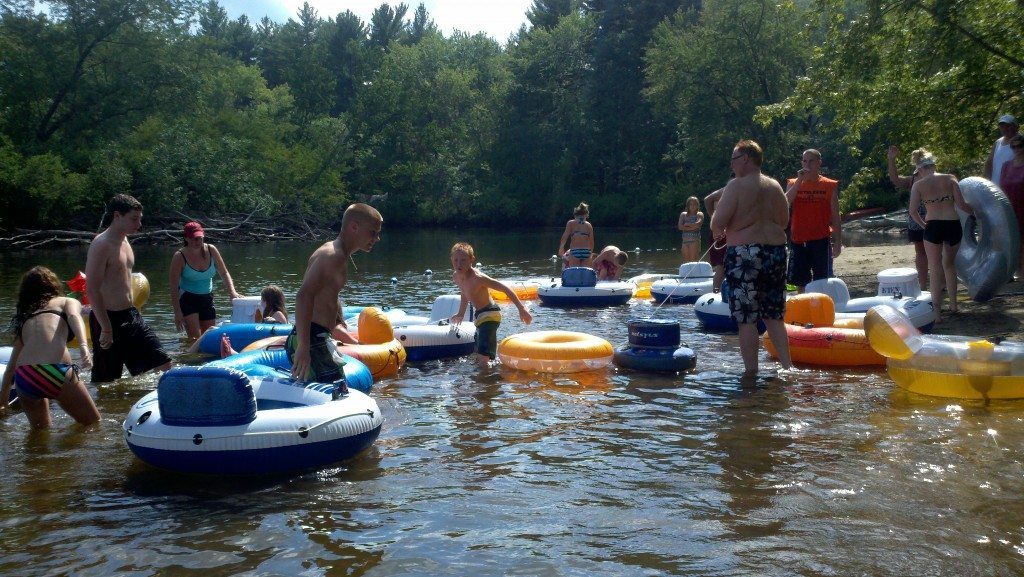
[1,228,1023,575]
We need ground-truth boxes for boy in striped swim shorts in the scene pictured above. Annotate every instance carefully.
[449,242,533,365]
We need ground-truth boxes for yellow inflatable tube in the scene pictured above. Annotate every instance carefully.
[498,330,613,373]
[72,272,150,348]
[488,280,540,301]
[865,305,1024,399]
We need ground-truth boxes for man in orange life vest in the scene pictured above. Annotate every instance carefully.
[784,149,842,292]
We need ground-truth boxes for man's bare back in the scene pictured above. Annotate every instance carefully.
[713,173,788,246]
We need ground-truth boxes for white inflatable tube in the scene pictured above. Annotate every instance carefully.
[956,177,1020,301]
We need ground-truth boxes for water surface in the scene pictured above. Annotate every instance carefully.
[0,227,1020,576]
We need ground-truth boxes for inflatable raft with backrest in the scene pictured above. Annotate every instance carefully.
[123,366,382,474]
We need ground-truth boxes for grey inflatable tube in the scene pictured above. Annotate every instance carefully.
[956,177,1020,302]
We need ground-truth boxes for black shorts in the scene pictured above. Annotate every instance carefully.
[907,228,924,243]
[924,219,962,246]
[178,291,216,321]
[787,237,832,287]
[90,307,172,383]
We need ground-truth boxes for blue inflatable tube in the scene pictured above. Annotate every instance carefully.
[195,323,295,355]
[206,348,374,393]
[613,345,696,372]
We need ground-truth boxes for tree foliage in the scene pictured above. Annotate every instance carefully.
[0,0,1019,232]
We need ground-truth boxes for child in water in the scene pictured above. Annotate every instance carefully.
[220,285,356,357]
[590,246,629,280]
[450,242,533,365]
[678,196,704,263]
[254,285,288,324]
[558,202,594,267]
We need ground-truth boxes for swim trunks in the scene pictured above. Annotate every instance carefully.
[594,259,622,280]
[474,304,502,359]
[924,219,962,246]
[13,363,78,400]
[569,248,591,261]
[90,307,171,383]
[787,237,832,287]
[178,291,216,321]
[286,322,348,396]
[723,244,787,324]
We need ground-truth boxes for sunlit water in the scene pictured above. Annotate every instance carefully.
[0,228,1021,576]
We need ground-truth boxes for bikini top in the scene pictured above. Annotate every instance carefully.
[572,228,590,237]
[21,309,74,343]
[922,194,952,205]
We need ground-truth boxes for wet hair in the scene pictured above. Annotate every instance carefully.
[100,193,143,228]
[615,251,628,265]
[450,241,475,263]
[573,203,590,217]
[685,196,700,213]
[10,266,63,337]
[734,140,764,166]
[260,285,287,318]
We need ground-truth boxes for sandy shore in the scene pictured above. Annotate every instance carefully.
[834,244,1024,341]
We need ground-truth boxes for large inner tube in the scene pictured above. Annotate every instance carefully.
[956,177,1020,301]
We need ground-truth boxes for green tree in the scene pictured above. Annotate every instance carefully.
[758,0,1024,210]
[0,0,200,153]
[494,11,597,225]
[645,0,810,208]
[348,34,510,225]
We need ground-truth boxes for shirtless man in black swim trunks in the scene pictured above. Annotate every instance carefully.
[85,194,172,382]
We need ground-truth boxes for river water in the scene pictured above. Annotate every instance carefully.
[0,228,1021,576]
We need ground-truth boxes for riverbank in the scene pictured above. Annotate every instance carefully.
[835,244,1024,341]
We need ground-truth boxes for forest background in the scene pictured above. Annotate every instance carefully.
[1,0,1021,233]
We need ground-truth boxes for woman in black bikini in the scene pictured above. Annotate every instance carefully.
[908,150,974,322]
[0,266,99,428]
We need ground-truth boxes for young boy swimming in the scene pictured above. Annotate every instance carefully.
[449,242,533,364]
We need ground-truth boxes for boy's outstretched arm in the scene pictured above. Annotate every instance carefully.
[483,278,533,325]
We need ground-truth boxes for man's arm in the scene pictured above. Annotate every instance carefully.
[710,185,738,240]
[84,240,113,349]
[830,185,842,258]
[784,173,804,205]
[984,141,996,180]
[290,256,323,380]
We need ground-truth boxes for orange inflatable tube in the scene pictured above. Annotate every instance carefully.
[763,293,885,367]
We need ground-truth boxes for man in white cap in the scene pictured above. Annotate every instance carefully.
[985,113,1019,184]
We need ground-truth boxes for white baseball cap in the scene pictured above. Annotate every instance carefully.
[998,114,1017,125]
